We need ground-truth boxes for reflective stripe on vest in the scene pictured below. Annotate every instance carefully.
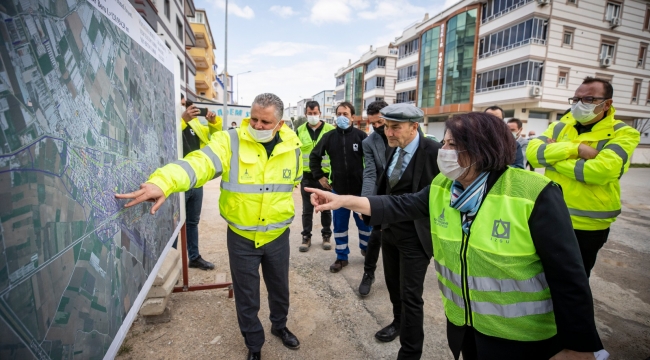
[221,129,299,232]
[437,280,553,318]
[434,260,549,293]
[172,146,224,188]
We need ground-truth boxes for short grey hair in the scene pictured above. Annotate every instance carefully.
[252,93,284,121]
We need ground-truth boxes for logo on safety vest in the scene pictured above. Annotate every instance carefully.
[491,219,511,241]
[434,208,448,228]
[241,168,252,181]
[189,129,195,136]
[283,169,292,179]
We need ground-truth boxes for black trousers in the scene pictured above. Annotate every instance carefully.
[300,174,332,238]
[228,228,290,352]
[447,319,562,360]
[382,230,430,360]
[574,228,610,277]
[363,227,382,274]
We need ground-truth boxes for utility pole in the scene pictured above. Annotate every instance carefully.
[222,0,228,129]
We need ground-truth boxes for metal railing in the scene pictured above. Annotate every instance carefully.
[482,0,535,24]
[399,50,418,59]
[397,75,418,83]
[476,80,540,94]
[478,38,546,59]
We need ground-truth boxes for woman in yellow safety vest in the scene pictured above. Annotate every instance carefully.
[306,112,605,360]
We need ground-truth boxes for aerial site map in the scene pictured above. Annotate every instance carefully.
[0,0,181,358]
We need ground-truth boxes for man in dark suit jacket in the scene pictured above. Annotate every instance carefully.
[370,104,441,359]
[358,100,390,296]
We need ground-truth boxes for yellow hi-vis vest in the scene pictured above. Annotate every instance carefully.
[526,106,640,230]
[147,118,303,247]
[297,122,334,173]
[429,168,556,341]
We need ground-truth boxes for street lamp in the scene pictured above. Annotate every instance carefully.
[222,0,229,128]
[236,70,252,105]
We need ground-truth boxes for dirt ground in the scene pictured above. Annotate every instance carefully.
[116,169,650,360]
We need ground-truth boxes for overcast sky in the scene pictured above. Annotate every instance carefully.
[192,0,455,109]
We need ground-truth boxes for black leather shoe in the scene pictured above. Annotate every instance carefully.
[358,272,375,297]
[271,327,300,350]
[246,350,261,360]
[189,256,215,270]
[375,323,400,342]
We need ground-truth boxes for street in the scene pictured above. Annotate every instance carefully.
[117,168,650,360]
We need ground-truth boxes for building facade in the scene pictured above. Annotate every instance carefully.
[334,45,399,129]
[312,90,336,123]
[188,9,219,101]
[335,0,650,139]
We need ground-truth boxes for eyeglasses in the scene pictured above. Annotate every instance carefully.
[568,96,608,105]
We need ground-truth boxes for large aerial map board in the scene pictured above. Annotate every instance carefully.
[0,0,182,358]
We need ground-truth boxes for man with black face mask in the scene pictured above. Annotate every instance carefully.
[358,100,389,296]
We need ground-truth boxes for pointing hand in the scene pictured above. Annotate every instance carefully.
[115,183,167,215]
[305,187,342,213]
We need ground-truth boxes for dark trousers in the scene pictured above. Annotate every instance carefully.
[228,228,290,352]
[447,319,561,360]
[575,228,610,278]
[172,187,202,261]
[300,175,332,238]
[382,231,431,359]
[363,228,382,274]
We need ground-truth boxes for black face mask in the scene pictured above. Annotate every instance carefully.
[373,125,385,135]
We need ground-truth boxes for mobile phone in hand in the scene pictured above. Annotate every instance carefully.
[197,107,208,117]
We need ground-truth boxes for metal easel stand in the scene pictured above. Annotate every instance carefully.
[172,223,233,297]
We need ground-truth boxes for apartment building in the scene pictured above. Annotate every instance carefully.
[296,97,313,116]
[335,0,650,139]
[334,45,399,128]
[312,90,336,123]
[188,9,219,101]
[129,0,199,100]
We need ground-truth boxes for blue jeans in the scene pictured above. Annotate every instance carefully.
[173,187,202,261]
[332,206,372,261]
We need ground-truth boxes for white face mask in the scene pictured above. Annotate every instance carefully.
[248,121,281,143]
[307,115,320,126]
[571,100,605,124]
[437,148,470,180]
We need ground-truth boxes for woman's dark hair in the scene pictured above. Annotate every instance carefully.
[445,112,515,172]
[336,101,355,116]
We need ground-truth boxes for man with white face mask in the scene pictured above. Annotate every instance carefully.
[295,101,335,252]
[116,93,303,360]
[527,77,640,277]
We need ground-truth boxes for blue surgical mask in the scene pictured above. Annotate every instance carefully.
[336,116,350,129]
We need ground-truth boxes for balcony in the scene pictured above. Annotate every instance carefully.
[474,81,541,106]
[396,53,418,70]
[195,72,210,90]
[479,38,546,60]
[192,52,209,69]
[194,31,208,48]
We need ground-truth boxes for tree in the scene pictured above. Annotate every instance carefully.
[293,116,307,129]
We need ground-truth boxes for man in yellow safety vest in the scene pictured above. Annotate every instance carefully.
[116,93,302,360]
[527,77,640,277]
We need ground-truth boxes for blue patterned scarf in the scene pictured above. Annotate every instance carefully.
[450,172,489,234]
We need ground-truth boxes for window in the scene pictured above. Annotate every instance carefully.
[475,60,544,93]
[366,57,386,73]
[562,27,574,47]
[529,111,550,120]
[365,76,385,91]
[164,0,170,20]
[632,80,641,104]
[567,0,577,5]
[398,38,419,59]
[605,2,621,21]
[178,57,184,81]
[189,12,205,24]
[479,18,547,58]
[396,90,416,103]
[336,75,345,86]
[644,8,650,31]
[443,10,478,105]
[199,92,205,96]
[481,0,535,23]
[418,26,441,108]
[558,69,569,87]
[638,43,648,68]
[600,42,616,60]
[176,17,183,40]
[397,64,418,82]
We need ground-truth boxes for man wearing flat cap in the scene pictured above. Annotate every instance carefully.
[367,103,441,359]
